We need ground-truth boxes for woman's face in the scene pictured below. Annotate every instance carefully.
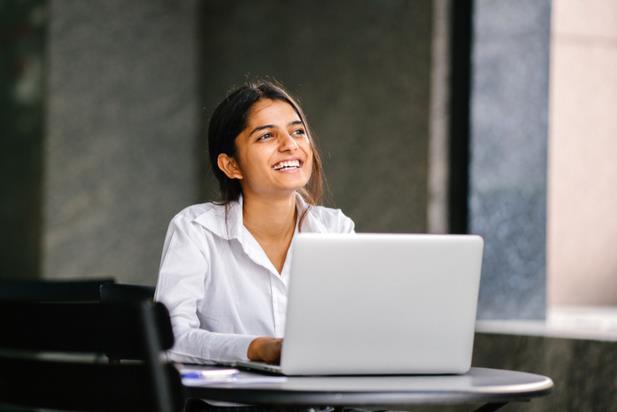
[218,98,314,199]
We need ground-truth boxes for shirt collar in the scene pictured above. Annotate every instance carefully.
[193,192,329,278]
[193,197,244,241]
[193,192,318,240]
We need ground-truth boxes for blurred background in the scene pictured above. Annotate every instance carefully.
[1,0,616,409]
[4,0,616,314]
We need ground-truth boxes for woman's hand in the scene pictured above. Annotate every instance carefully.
[247,337,283,364]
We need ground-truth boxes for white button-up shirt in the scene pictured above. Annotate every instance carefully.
[154,194,355,363]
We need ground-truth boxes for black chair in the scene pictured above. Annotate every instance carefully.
[99,282,156,302]
[0,278,162,364]
[0,278,156,303]
[0,278,115,302]
[0,300,185,412]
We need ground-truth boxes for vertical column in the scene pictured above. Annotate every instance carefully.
[470,0,551,319]
[427,0,451,234]
[0,1,46,279]
[44,0,199,284]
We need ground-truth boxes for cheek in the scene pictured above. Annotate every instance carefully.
[304,150,314,175]
[237,146,273,177]
[233,151,259,180]
[302,139,313,158]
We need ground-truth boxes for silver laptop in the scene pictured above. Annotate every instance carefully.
[237,233,483,376]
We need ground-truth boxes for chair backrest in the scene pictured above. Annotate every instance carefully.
[0,278,115,302]
[99,282,156,302]
[0,278,166,362]
[0,300,185,412]
[0,278,156,304]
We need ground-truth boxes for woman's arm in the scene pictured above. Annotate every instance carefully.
[155,212,259,363]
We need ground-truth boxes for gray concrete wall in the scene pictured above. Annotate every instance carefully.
[42,0,435,285]
[470,0,551,319]
[472,334,617,411]
[425,333,617,411]
[44,0,199,285]
[199,0,434,233]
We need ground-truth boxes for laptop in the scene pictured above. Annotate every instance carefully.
[237,233,483,376]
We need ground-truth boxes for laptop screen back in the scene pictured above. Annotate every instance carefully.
[281,233,483,375]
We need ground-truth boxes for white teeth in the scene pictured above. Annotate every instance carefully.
[273,160,300,170]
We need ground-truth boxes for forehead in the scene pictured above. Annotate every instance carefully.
[246,99,301,126]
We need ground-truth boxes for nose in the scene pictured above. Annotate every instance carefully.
[279,132,299,151]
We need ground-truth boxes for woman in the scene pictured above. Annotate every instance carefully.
[155,80,355,365]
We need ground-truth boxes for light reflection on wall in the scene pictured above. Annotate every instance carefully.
[548,0,617,306]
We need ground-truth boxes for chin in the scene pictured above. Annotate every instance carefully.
[277,180,310,193]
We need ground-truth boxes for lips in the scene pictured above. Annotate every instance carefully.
[272,159,302,171]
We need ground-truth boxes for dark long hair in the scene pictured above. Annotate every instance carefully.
[207,80,324,206]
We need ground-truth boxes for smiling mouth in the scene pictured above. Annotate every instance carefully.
[272,159,302,171]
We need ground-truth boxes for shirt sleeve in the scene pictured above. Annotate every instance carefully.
[337,209,356,233]
[154,213,258,363]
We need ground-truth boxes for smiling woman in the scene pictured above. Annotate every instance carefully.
[154,80,355,367]
[207,81,324,207]
[216,98,315,205]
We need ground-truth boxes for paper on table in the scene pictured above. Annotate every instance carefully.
[231,372,288,384]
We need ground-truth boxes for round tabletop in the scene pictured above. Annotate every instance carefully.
[181,367,553,406]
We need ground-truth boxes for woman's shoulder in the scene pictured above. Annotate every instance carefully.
[167,202,230,236]
[305,204,355,233]
[168,201,240,240]
[171,201,225,222]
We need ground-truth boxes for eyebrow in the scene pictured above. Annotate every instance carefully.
[248,120,304,136]
[248,124,274,136]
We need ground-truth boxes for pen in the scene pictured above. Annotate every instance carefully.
[181,372,205,379]
[180,369,239,380]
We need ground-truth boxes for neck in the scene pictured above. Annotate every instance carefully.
[242,192,297,240]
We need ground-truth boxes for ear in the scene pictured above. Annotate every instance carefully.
[217,153,243,180]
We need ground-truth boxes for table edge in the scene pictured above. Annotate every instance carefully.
[182,367,554,406]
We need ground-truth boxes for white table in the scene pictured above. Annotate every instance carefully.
[181,366,553,411]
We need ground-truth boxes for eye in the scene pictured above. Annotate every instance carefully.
[292,128,306,137]
[257,132,274,141]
